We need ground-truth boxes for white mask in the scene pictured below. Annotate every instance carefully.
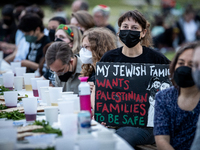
[79,48,93,64]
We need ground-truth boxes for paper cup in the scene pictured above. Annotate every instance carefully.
[4,91,18,108]
[22,98,37,122]
[3,72,14,90]
[44,107,58,125]
[14,76,23,91]
[15,67,26,76]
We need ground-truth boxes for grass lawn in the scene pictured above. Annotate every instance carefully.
[164,51,175,61]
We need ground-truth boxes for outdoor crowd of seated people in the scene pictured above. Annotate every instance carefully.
[0,1,200,149]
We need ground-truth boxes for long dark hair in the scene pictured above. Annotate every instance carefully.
[169,42,197,86]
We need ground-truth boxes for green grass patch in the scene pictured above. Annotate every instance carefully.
[164,51,175,61]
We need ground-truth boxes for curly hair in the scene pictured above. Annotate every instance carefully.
[118,10,153,47]
[81,27,117,77]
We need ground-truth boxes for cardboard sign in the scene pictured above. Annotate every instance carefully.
[94,62,171,127]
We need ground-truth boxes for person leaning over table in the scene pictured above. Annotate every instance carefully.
[45,42,82,94]
[43,24,82,86]
[91,10,170,148]
[190,42,200,150]
[154,42,200,150]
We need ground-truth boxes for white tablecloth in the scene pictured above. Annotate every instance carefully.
[15,90,134,150]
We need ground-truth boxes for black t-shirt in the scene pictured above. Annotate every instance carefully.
[43,69,55,86]
[100,46,170,64]
[26,35,50,64]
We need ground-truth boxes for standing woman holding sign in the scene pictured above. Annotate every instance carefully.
[92,10,170,148]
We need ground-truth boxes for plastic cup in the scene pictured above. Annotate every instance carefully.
[55,137,75,150]
[15,67,26,76]
[44,91,51,106]
[31,78,43,97]
[44,107,58,125]
[49,87,62,104]
[61,91,74,97]
[22,98,37,122]
[14,76,23,91]
[39,86,49,103]
[65,95,80,113]
[0,128,17,150]
[0,77,3,85]
[10,62,21,75]
[0,51,3,60]
[78,136,99,150]
[23,73,35,91]
[3,72,14,90]
[58,101,74,114]
[4,91,18,108]
[40,87,49,103]
[60,114,78,137]
[37,80,49,99]
[25,134,57,145]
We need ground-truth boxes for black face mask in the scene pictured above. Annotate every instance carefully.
[119,30,141,48]
[3,19,12,26]
[192,69,200,90]
[55,38,63,42]
[174,66,195,88]
[58,71,73,82]
[49,29,55,41]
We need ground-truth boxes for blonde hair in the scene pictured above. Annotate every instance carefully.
[81,27,117,77]
[56,25,82,54]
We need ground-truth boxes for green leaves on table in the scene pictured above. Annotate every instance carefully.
[32,120,62,136]
[0,104,7,110]
[0,86,11,95]
[0,110,25,120]
[18,94,28,102]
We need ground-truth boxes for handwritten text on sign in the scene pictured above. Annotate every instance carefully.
[94,62,170,127]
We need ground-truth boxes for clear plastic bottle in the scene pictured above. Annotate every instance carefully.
[78,77,92,115]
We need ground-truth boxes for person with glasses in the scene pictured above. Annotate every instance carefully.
[45,41,82,94]
[80,27,116,93]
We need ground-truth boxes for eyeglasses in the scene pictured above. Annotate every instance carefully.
[81,45,91,51]
[50,65,68,76]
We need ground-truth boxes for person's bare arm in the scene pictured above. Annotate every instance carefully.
[21,60,39,70]
[91,86,95,110]
[155,135,174,150]
[4,48,18,63]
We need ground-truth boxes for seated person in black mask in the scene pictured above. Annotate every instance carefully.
[47,16,66,42]
[45,42,82,94]
[18,13,50,72]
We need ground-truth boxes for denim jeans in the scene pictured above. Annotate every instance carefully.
[115,126,155,148]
